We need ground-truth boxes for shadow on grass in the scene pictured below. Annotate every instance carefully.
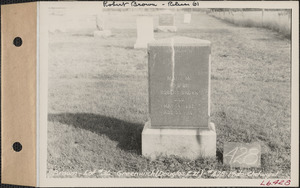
[48,113,144,154]
[216,149,223,163]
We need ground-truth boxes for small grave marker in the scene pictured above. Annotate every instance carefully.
[94,13,112,38]
[156,10,177,32]
[159,13,174,26]
[223,142,261,168]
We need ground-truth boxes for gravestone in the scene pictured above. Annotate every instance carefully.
[183,13,192,24]
[94,13,112,38]
[134,17,155,49]
[156,10,177,32]
[142,37,216,160]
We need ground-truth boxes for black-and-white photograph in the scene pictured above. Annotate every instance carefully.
[42,1,295,183]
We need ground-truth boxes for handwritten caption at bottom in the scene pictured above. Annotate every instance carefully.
[48,169,282,179]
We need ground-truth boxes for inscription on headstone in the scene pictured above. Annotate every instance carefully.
[148,37,211,128]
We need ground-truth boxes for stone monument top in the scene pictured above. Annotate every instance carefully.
[148,36,211,47]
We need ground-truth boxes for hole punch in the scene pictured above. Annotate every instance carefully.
[13,37,22,47]
[12,142,22,152]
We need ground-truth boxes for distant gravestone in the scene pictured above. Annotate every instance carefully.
[96,14,104,31]
[183,13,191,24]
[142,37,216,160]
[156,11,177,32]
[159,13,174,26]
[134,17,155,49]
[94,13,112,38]
[224,142,261,168]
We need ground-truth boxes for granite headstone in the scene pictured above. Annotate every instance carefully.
[142,36,216,160]
[148,37,211,128]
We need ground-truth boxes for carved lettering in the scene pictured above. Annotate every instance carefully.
[167,75,192,81]
[160,90,199,95]
[161,104,196,109]
[163,111,193,116]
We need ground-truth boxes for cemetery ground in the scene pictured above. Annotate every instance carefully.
[47,11,291,178]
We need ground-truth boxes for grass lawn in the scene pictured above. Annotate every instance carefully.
[47,11,291,178]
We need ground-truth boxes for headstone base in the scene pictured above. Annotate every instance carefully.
[134,39,155,49]
[94,30,112,38]
[155,26,177,32]
[142,121,216,160]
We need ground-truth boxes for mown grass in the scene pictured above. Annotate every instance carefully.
[47,11,291,178]
[209,10,291,39]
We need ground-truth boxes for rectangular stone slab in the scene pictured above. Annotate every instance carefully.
[148,37,211,128]
[142,121,216,160]
[134,17,154,49]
